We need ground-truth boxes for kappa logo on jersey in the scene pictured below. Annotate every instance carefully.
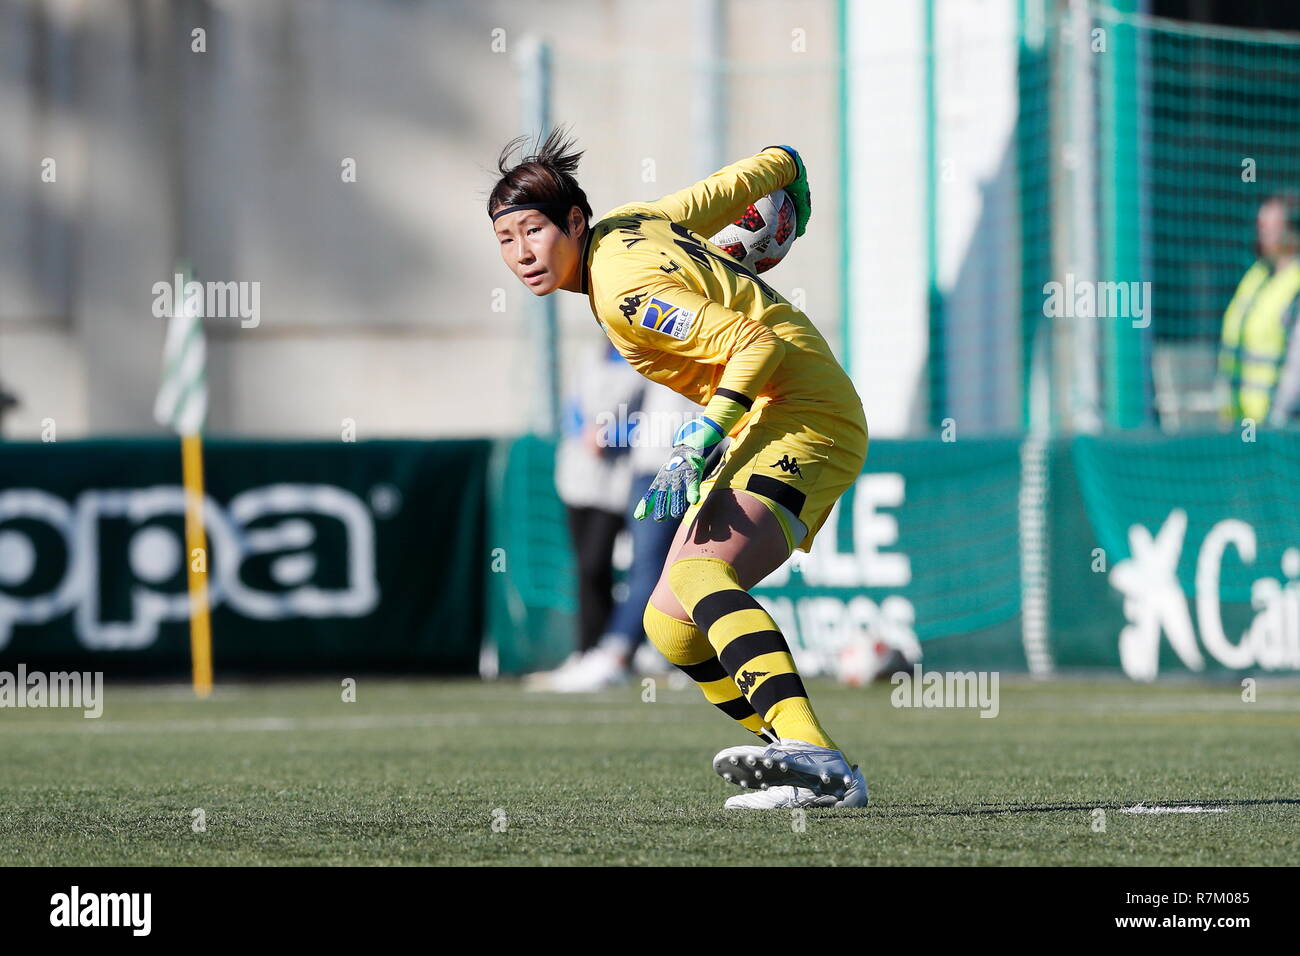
[771,455,803,478]
[736,669,769,693]
[639,297,696,340]
[619,294,644,323]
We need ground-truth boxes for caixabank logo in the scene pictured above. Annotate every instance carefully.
[1109,508,1300,681]
[0,484,380,650]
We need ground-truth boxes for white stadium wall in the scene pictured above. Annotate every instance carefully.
[0,0,1031,441]
[845,0,1024,437]
[844,0,930,437]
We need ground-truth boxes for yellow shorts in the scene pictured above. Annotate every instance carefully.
[684,400,869,554]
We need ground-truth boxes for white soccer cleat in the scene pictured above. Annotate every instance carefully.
[836,764,869,809]
[735,739,870,808]
[712,744,770,789]
[724,785,839,810]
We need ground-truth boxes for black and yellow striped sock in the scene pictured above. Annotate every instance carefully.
[643,602,775,742]
[667,555,837,750]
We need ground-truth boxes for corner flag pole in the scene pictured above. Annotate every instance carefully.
[181,432,213,697]
[154,261,213,698]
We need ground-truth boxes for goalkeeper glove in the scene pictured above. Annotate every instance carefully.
[634,416,726,521]
[765,145,810,237]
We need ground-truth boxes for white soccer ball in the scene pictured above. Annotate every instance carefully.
[709,188,798,275]
[835,634,878,687]
[835,633,910,687]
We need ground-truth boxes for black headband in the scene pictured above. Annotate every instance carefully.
[490,202,564,222]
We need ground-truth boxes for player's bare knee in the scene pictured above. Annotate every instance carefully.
[649,579,689,622]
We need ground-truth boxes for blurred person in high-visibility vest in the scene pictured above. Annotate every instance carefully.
[1218,194,1300,425]
[1271,314,1300,426]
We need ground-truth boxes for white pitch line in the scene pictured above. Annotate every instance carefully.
[1120,804,1229,814]
[1012,697,1300,713]
[0,708,696,736]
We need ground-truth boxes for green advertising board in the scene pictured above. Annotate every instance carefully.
[1059,432,1300,678]
[4,434,1295,682]
[751,438,1027,676]
[486,432,1300,682]
[0,439,489,675]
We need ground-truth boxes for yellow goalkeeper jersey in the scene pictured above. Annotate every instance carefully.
[579,147,863,435]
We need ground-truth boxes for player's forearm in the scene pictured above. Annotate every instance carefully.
[713,148,800,227]
[653,148,798,239]
[702,327,785,436]
[763,146,800,189]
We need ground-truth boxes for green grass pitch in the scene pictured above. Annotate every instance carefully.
[1,676,1296,866]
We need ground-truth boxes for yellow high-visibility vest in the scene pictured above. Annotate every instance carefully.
[1219,260,1300,422]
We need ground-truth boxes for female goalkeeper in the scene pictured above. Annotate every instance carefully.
[489,130,869,810]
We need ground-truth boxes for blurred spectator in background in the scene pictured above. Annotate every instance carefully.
[0,385,19,437]
[1218,194,1300,426]
[544,384,712,692]
[527,341,640,690]
[1271,310,1300,427]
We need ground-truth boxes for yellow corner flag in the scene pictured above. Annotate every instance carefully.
[153,265,213,698]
